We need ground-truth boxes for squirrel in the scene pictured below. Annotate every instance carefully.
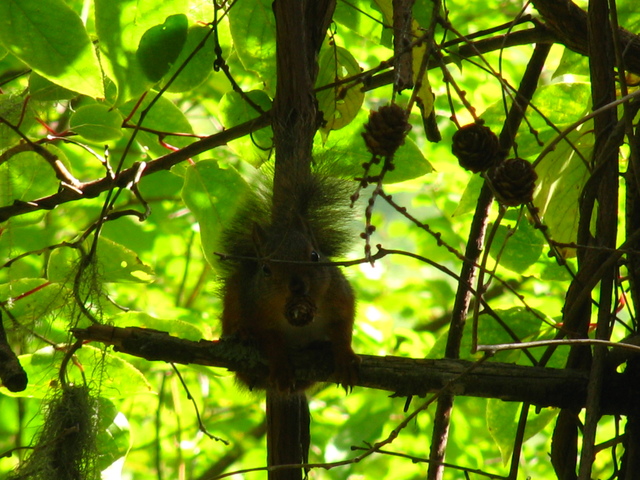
[219,170,360,392]
[218,167,360,479]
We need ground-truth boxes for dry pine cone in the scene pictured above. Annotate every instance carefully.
[490,158,538,207]
[451,122,500,173]
[362,104,411,157]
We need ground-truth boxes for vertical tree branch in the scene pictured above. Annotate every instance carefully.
[577,0,619,477]
[427,43,550,480]
[269,2,336,479]
[271,0,336,218]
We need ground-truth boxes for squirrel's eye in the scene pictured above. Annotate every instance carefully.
[310,251,320,262]
[261,264,272,276]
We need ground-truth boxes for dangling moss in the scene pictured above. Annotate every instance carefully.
[10,385,100,480]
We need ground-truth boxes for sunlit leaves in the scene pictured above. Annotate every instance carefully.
[0,0,105,98]
[111,311,203,341]
[181,160,250,269]
[218,90,272,163]
[95,0,189,104]
[70,104,124,142]
[533,126,593,257]
[488,217,545,274]
[317,45,364,134]
[136,14,188,82]
[317,109,433,182]
[487,402,557,465]
[47,238,154,284]
[163,25,216,92]
[227,0,276,92]
[2,346,152,399]
[120,94,195,157]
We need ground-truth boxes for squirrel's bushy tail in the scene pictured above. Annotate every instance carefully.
[219,168,354,266]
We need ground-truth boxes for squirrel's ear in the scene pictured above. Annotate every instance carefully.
[252,223,267,257]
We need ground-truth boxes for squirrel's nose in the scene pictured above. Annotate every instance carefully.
[289,275,308,295]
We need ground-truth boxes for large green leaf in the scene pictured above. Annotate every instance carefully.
[95,0,188,104]
[1,345,153,399]
[0,0,104,98]
[95,397,131,471]
[227,0,276,92]
[181,160,250,269]
[317,45,364,134]
[162,25,216,93]
[0,148,61,225]
[428,307,545,363]
[111,311,203,341]
[317,109,433,183]
[70,103,124,143]
[47,238,154,284]
[488,218,545,274]
[120,94,195,157]
[218,90,273,164]
[136,14,188,82]
[487,401,557,465]
[533,126,593,257]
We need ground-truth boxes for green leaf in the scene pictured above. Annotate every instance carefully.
[95,0,189,104]
[533,126,592,257]
[29,72,78,101]
[181,160,250,269]
[553,47,590,79]
[0,149,60,224]
[0,93,37,154]
[488,219,545,274]
[453,174,484,216]
[95,237,155,283]
[487,402,557,464]
[120,94,195,157]
[428,307,545,363]
[137,14,188,82]
[163,25,216,93]
[318,109,433,182]
[70,103,124,142]
[47,238,154,284]
[228,0,276,92]
[0,0,104,98]
[317,45,364,134]
[95,397,131,471]
[218,90,272,164]
[2,346,153,399]
[481,82,592,159]
[0,279,68,323]
[111,311,203,341]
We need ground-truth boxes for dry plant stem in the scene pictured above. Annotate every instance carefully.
[628,129,640,328]
[427,42,550,480]
[548,3,620,477]
[508,402,530,480]
[578,1,619,478]
[471,206,507,354]
[352,449,507,480]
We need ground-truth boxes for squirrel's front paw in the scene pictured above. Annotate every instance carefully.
[334,350,361,393]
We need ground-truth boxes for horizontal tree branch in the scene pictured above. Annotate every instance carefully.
[0,114,270,223]
[0,27,557,224]
[71,325,639,415]
[4,9,640,224]
[531,0,640,74]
